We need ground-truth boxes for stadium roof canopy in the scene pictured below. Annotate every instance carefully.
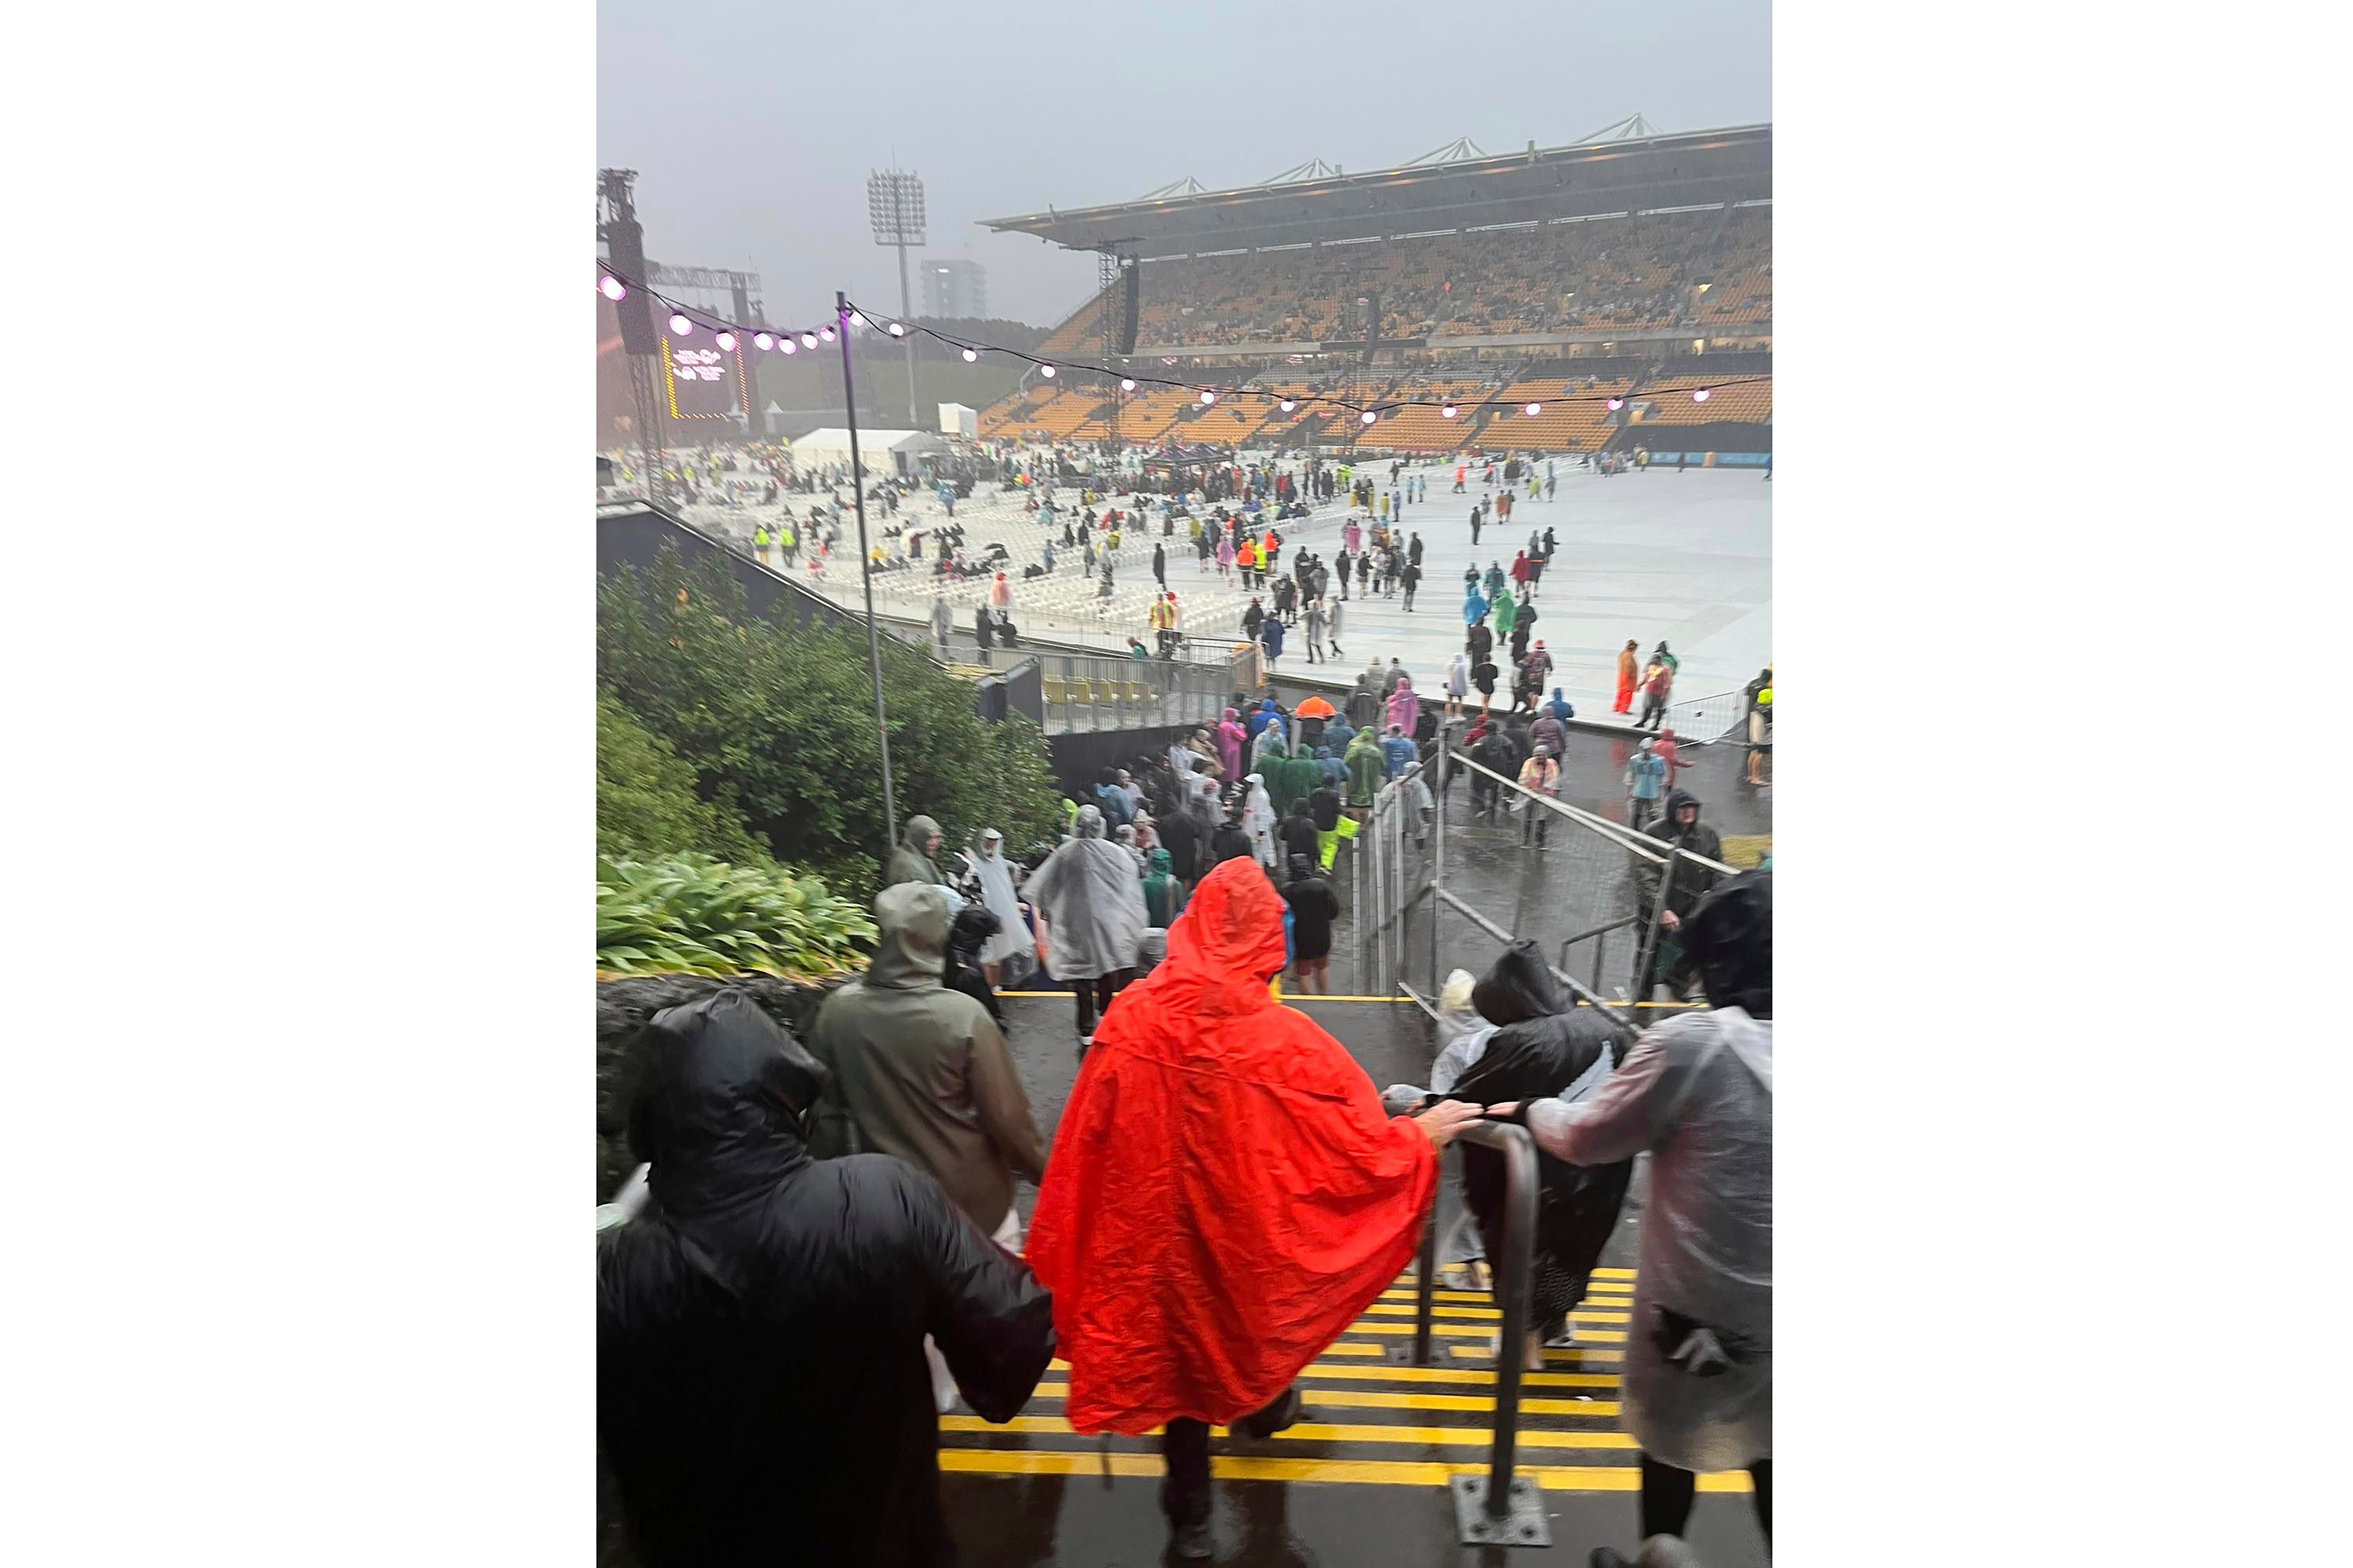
[981,125,1770,257]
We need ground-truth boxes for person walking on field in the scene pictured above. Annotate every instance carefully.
[1614,639,1641,715]
[1637,658,1673,732]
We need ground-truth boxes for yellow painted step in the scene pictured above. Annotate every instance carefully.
[936,1450,1753,1493]
[940,1414,1637,1450]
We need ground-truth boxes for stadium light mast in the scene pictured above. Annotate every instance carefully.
[867,168,927,426]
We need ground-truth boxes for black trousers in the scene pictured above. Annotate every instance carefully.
[1639,1452,1771,1548]
[1160,1387,1299,1528]
[1073,969,1132,1037]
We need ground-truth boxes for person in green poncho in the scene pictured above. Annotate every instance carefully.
[1493,589,1518,645]
[1141,847,1186,928]
[1286,738,1326,804]
[1346,727,1385,813]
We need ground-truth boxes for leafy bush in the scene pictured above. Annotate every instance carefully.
[597,692,769,865]
[597,544,1065,897]
[597,853,876,979]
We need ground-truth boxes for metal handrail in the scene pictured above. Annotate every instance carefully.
[1447,749,1739,878]
[1411,1118,1551,1546]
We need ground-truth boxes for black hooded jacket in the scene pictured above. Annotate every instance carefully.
[944,904,1008,1024]
[1642,788,1726,920]
[1443,943,1635,1295]
[598,992,1054,1568]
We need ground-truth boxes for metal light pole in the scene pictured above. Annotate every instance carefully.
[867,168,926,427]
[836,290,898,848]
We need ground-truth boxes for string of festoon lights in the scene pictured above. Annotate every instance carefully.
[597,263,1765,423]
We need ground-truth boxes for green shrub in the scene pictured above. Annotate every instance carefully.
[597,853,876,979]
[596,692,769,865]
[597,544,1065,898]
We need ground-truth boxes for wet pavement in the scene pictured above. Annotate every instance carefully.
[962,991,1768,1567]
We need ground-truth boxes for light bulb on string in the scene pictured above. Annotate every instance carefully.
[669,313,693,336]
[1121,378,1137,392]
[962,347,978,362]
[782,338,797,354]
[1441,404,1458,419]
[1278,399,1296,413]
[1200,389,1217,405]
[599,276,626,301]
[1606,397,1624,411]
[1693,388,1711,403]
[1040,364,1056,378]
[1524,402,1542,417]
[715,331,736,353]
[887,322,906,337]
[800,332,818,349]
[1361,410,1378,425]
[753,332,773,351]
[847,311,865,327]
[819,326,836,342]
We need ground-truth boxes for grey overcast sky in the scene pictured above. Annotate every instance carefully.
[598,0,1770,328]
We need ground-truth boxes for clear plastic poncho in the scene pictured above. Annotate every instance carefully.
[1526,1006,1772,1472]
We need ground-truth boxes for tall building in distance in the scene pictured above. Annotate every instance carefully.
[922,259,987,319]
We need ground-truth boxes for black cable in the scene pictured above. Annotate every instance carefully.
[594,262,1766,420]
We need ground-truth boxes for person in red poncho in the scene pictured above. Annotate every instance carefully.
[1026,858,1484,1559]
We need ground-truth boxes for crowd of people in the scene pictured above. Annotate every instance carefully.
[600,807,1771,1564]
[600,438,1773,1564]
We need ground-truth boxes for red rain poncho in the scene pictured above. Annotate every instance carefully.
[1027,859,1438,1433]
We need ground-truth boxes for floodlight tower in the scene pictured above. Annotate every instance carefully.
[867,168,926,425]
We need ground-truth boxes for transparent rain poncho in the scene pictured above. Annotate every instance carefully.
[1526,1006,1772,1472]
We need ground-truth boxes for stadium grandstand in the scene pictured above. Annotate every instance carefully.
[974,124,1769,458]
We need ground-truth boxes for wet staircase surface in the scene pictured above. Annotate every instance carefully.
[942,995,1770,1566]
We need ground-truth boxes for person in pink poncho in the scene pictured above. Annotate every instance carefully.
[1217,707,1247,780]
[1384,676,1419,737]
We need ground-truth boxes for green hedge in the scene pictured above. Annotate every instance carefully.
[598,853,875,981]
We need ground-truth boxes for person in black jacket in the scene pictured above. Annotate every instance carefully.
[598,992,1055,1568]
[1278,796,1321,871]
[1207,797,1256,868]
[943,903,1008,1027]
[1636,789,1727,1002]
[1467,619,1494,665]
[1441,942,1635,1371]
[1282,853,1342,994]
[1307,777,1343,869]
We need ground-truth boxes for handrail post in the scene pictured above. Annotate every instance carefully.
[1413,1171,1438,1366]
[1444,1119,1550,1546]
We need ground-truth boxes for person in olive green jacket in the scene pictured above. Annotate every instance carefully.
[1346,727,1386,813]
[808,880,1051,1415]
[881,814,947,889]
[808,881,1048,1236]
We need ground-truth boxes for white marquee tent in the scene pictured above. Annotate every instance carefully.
[790,427,947,480]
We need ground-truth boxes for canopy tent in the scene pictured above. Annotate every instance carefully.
[791,427,949,480]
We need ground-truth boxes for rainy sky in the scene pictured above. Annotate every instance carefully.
[598,0,1770,327]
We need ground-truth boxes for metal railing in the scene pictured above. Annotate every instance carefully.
[1433,744,1737,1018]
[1406,1118,1551,1547]
[980,649,1231,734]
[1660,684,1753,745]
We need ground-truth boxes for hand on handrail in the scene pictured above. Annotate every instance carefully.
[1413,1098,1485,1149]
